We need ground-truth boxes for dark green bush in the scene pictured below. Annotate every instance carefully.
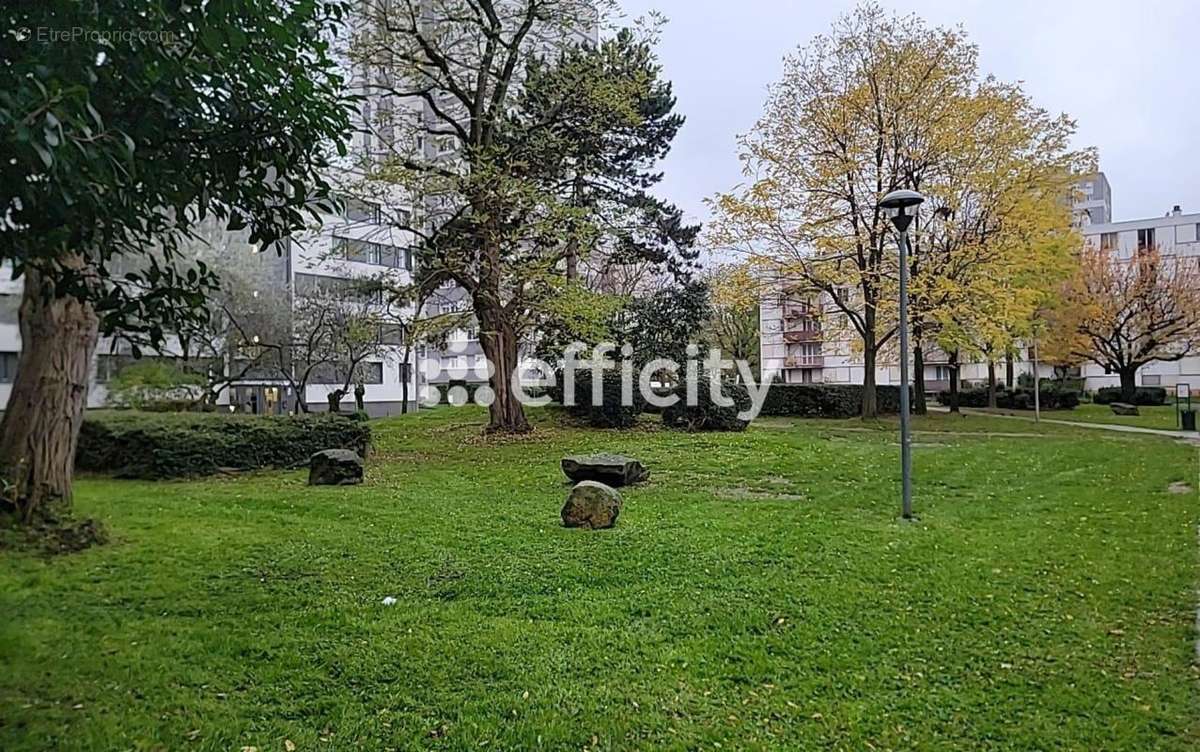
[662,380,752,431]
[1093,386,1166,406]
[640,385,677,415]
[936,384,1079,410]
[1019,372,1085,394]
[565,370,645,428]
[76,411,371,480]
[759,384,906,418]
[138,398,216,413]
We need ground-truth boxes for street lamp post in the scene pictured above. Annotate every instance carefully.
[1032,338,1041,424]
[880,189,925,520]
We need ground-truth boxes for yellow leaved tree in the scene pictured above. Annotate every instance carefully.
[708,1,1089,416]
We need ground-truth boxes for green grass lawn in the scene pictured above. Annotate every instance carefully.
[2,407,1198,750]
[1065,403,1188,431]
[959,403,1187,432]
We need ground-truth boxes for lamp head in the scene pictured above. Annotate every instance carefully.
[880,189,925,232]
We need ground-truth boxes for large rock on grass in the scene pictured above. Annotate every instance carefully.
[309,449,364,486]
[561,481,623,529]
[1110,402,1140,417]
[561,453,649,487]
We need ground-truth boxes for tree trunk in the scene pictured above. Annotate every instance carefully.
[1118,367,1138,402]
[948,349,961,414]
[1005,351,1015,389]
[860,339,878,419]
[912,336,927,416]
[475,297,531,434]
[401,351,410,415]
[565,237,579,282]
[987,360,998,408]
[0,259,100,522]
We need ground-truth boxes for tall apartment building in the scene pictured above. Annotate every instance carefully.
[760,172,1200,393]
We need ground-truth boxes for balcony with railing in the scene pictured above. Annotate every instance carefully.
[783,329,822,344]
[782,302,817,319]
[785,354,824,368]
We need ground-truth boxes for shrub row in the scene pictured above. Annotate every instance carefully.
[1092,386,1167,406]
[936,384,1079,410]
[662,381,752,432]
[547,378,919,428]
[759,384,906,418]
[564,370,646,428]
[76,411,371,480]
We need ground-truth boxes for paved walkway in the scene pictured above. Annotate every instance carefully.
[931,406,1200,442]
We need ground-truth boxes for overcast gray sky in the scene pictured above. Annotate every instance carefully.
[616,0,1199,228]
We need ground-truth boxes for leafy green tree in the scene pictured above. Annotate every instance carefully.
[619,280,712,374]
[0,0,353,521]
[351,4,696,433]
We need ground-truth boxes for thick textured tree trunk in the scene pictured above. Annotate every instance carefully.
[1118,368,1138,402]
[476,298,531,434]
[987,360,998,408]
[0,259,100,522]
[948,349,961,414]
[861,340,878,419]
[912,337,927,415]
[1005,351,1015,389]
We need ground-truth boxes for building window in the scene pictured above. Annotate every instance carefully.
[380,324,405,346]
[1099,232,1118,251]
[0,351,18,383]
[0,293,18,325]
[1137,228,1155,251]
[1142,374,1161,386]
[333,235,410,270]
[934,366,951,381]
[310,361,383,385]
[342,195,381,224]
[294,272,381,304]
[398,362,412,385]
[360,362,384,385]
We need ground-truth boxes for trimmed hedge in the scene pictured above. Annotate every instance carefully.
[936,384,1080,410]
[1093,386,1167,406]
[76,411,371,480]
[565,370,645,428]
[662,380,752,432]
[759,384,906,418]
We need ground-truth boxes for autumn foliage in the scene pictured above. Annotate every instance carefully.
[1043,244,1200,400]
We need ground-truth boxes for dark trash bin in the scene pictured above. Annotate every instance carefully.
[1182,410,1197,432]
